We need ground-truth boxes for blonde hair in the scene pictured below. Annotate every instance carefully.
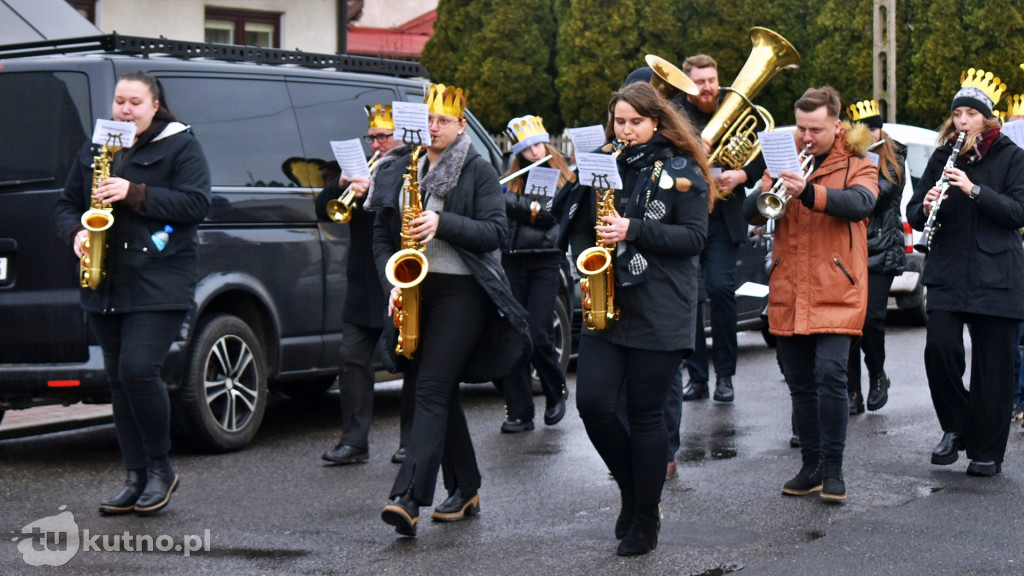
[504,143,575,195]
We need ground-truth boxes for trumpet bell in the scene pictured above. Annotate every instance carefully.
[756,191,788,220]
[325,198,352,223]
[645,54,699,99]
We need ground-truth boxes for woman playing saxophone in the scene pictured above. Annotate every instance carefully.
[555,81,713,556]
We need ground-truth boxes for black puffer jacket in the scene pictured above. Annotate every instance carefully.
[866,143,907,275]
[502,168,560,255]
[54,122,211,314]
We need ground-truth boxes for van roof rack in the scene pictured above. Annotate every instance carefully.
[0,32,427,78]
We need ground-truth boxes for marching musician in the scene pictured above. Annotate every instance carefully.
[316,104,413,466]
[494,115,575,433]
[844,98,907,415]
[557,81,712,556]
[906,69,1024,476]
[372,84,530,537]
[743,86,878,502]
[54,71,211,516]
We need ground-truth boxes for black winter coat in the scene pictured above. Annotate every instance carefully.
[866,144,907,276]
[557,136,708,351]
[906,133,1024,319]
[369,139,532,381]
[54,122,211,314]
[502,163,560,255]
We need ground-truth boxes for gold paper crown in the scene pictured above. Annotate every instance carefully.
[1006,94,1024,119]
[847,99,881,122]
[959,68,1007,106]
[366,103,394,130]
[506,115,547,144]
[425,83,467,119]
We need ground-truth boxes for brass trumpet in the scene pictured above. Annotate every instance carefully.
[80,134,123,290]
[326,150,381,223]
[756,141,814,220]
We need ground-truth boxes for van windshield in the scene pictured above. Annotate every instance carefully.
[0,71,90,191]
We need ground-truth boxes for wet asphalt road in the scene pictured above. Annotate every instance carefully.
[2,321,1024,575]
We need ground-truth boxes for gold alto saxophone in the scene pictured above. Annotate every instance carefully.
[385,146,428,358]
[80,134,123,290]
[576,140,629,332]
[326,150,382,223]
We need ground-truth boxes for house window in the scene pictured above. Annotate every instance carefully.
[204,8,280,48]
[66,0,95,23]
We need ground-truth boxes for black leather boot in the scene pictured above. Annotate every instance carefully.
[615,491,635,540]
[382,488,420,537]
[617,513,660,556]
[99,468,147,515]
[134,456,180,515]
[866,372,890,411]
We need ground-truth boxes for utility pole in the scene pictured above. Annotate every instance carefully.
[873,0,897,121]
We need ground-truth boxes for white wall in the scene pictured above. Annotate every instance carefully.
[353,0,435,28]
[95,0,339,54]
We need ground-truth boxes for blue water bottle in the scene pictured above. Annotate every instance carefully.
[151,225,173,251]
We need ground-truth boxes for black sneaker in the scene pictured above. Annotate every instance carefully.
[782,460,823,496]
[682,380,709,401]
[866,372,890,411]
[821,462,847,502]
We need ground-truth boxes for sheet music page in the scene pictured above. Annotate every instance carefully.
[757,130,802,177]
[329,139,372,178]
[523,167,561,199]
[575,152,622,190]
[567,125,607,154]
[92,120,137,148]
[391,102,432,147]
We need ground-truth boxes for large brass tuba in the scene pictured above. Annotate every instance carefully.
[576,140,629,332]
[326,150,381,223]
[645,54,699,100]
[80,134,123,290]
[385,146,428,358]
[703,27,801,172]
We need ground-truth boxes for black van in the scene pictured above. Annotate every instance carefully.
[0,34,572,452]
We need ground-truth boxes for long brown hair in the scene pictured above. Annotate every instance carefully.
[604,82,717,212]
[937,114,1003,156]
[504,142,575,195]
[873,129,901,185]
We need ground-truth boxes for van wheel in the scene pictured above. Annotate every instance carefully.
[173,314,267,453]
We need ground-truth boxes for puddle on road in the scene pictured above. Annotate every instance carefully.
[690,564,743,576]
[205,547,311,559]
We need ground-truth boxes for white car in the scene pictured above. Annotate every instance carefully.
[882,122,940,325]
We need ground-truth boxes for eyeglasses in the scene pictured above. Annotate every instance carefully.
[361,133,394,144]
[427,116,458,128]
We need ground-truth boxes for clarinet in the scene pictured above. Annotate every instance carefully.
[914,131,966,254]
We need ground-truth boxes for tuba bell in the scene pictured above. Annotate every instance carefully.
[702,27,801,172]
[645,54,699,100]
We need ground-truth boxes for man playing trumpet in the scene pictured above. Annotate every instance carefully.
[743,86,877,502]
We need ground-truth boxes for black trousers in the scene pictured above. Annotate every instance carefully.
[336,322,414,449]
[90,311,185,470]
[500,252,566,419]
[687,216,739,382]
[576,335,683,520]
[848,272,894,396]
[389,274,488,505]
[777,334,851,466]
[925,310,1016,463]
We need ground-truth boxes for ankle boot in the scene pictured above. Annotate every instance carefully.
[134,457,180,515]
[615,491,635,540]
[99,468,147,515]
[821,460,847,502]
[616,516,660,556]
[866,372,890,411]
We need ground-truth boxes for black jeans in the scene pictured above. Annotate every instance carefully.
[848,272,894,396]
[777,334,851,466]
[687,216,739,382]
[89,311,185,470]
[925,310,1015,463]
[577,335,683,520]
[500,252,566,420]
[389,274,488,505]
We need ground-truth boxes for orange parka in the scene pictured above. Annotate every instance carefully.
[746,122,879,337]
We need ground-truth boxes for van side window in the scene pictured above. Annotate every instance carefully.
[0,71,89,192]
[158,76,304,188]
[287,80,395,172]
